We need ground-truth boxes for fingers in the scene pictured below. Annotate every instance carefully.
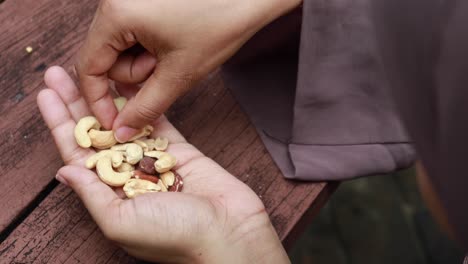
[108,51,157,84]
[56,165,122,229]
[37,89,92,166]
[44,66,91,121]
[75,0,136,129]
[113,60,194,142]
[115,82,140,99]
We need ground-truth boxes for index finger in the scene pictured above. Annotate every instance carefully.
[75,2,136,129]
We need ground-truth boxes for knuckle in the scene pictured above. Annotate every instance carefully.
[135,104,162,122]
[163,68,197,92]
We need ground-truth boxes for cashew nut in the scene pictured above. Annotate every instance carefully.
[154,137,169,151]
[133,139,149,151]
[160,171,175,187]
[96,155,132,187]
[85,150,124,169]
[144,150,165,159]
[74,116,101,148]
[113,97,127,112]
[125,143,143,164]
[154,152,177,173]
[144,139,157,151]
[117,162,134,172]
[88,129,118,149]
[128,125,154,141]
[158,180,168,192]
[123,179,161,198]
[111,143,143,165]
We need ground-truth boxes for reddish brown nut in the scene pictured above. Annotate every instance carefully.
[168,172,184,192]
[133,170,159,184]
[137,157,157,175]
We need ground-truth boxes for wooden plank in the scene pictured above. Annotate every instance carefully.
[0,0,332,262]
[0,0,98,232]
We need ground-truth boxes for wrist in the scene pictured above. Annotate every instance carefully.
[244,0,302,31]
[188,211,290,264]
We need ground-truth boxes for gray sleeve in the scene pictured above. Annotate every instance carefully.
[222,0,414,182]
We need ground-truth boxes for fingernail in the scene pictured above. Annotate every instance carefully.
[55,173,69,186]
[115,126,139,143]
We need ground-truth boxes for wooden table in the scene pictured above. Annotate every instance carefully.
[0,0,335,262]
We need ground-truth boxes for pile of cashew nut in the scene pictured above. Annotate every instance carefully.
[73,97,183,198]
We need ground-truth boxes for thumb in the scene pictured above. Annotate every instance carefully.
[113,59,194,142]
[56,165,122,228]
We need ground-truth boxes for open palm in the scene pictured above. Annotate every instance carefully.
[37,66,287,263]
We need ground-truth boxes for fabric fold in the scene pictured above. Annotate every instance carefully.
[222,0,415,181]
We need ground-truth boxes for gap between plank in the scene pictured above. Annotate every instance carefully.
[0,179,59,243]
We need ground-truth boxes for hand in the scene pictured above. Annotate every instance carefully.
[75,0,301,142]
[37,66,290,263]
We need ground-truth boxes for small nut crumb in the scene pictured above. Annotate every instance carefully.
[26,46,33,53]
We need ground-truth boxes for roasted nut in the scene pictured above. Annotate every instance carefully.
[144,150,165,159]
[125,143,143,165]
[112,143,143,165]
[168,172,184,192]
[128,125,154,141]
[75,116,101,148]
[137,157,157,174]
[158,180,168,192]
[117,162,134,172]
[113,97,127,112]
[96,155,132,187]
[88,129,118,149]
[160,171,175,187]
[154,152,177,173]
[86,150,124,169]
[134,170,159,184]
[144,139,157,151]
[123,179,161,198]
[133,139,149,151]
[154,137,169,151]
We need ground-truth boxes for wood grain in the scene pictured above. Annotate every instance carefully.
[0,0,98,232]
[0,0,333,262]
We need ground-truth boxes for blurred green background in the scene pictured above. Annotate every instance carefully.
[288,168,465,264]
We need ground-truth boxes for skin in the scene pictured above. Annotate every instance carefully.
[75,0,302,142]
[37,66,290,263]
